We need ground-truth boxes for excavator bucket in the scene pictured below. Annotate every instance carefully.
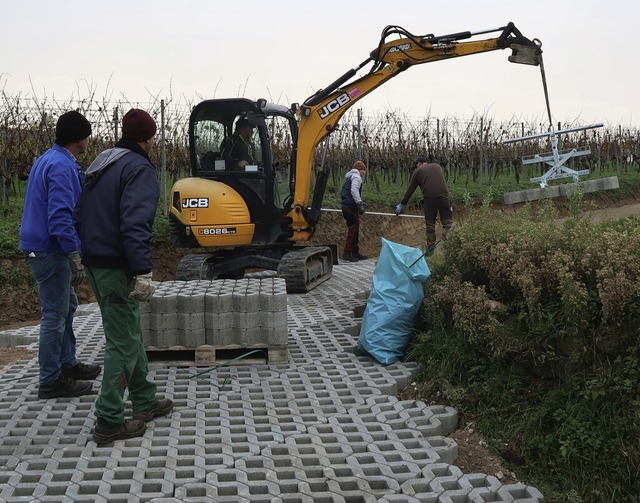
[508,43,542,66]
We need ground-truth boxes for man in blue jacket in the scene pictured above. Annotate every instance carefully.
[20,110,102,399]
[75,109,173,445]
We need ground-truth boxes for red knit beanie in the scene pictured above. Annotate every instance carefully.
[122,109,157,142]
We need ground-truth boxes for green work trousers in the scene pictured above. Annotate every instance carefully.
[87,267,157,425]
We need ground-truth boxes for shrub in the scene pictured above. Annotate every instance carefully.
[408,191,640,501]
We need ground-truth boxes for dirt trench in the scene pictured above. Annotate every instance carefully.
[2,201,639,332]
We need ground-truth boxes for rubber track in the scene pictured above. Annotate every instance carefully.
[176,254,211,280]
[277,246,333,293]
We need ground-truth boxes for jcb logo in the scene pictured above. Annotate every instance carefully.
[388,42,411,53]
[182,198,209,208]
[318,93,350,119]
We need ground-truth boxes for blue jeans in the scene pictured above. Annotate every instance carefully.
[24,251,78,385]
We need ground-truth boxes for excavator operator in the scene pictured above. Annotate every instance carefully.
[220,117,256,171]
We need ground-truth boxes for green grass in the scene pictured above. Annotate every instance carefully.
[0,260,34,288]
[322,166,640,210]
[0,197,23,253]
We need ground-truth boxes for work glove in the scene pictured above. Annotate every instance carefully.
[128,273,155,302]
[395,203,405,216]
[356,202,365,215]
[68,251,85,286]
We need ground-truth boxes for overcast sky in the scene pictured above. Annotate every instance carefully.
[1,0,636,127]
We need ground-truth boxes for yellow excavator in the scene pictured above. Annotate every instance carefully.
[169,22,542,292]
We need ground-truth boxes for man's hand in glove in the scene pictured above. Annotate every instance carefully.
[356,202,365,215]
[395,203,405,216]
[68,251,85,286]
[128,273,155,302]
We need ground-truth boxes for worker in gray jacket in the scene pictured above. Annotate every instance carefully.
[340,160,368,262]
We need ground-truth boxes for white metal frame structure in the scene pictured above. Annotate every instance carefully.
[504,123,604,188]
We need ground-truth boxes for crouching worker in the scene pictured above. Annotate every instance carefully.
[395,156,453,248]
[75,109,173,445]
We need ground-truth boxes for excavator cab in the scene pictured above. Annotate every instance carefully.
[170,98,298,250]
[191,99,265,175]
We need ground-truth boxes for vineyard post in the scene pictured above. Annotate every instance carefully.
[424,118,429,160]
[618,125,623,169]
[1,116,6,206]
[38,112,47,160]
[557,122,562,151]
[351,125,357,160]
[113,107,119,143]
[396,122,402,184]
[446,127,451,179]
[479,116,484,184]
[436,118,440,159]
[596,132,601,172]
[160,99,167,215]
[518,122,525,181]
[356,108,363,160]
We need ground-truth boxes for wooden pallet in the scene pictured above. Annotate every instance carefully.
[146,344,288,367]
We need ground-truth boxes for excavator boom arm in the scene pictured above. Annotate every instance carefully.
[288,22,541,239]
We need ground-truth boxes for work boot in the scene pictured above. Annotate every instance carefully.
[92,418,147,445]
[341,253,358,263]
[354,253,369,260]
[425,241,440,256]
[38,373,93,399]
[61,361,102,380]
[133,399,174,422]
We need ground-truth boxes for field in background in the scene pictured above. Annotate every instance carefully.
[1,92,639,207]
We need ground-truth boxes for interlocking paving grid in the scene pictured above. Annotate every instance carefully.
[0,260,543,502]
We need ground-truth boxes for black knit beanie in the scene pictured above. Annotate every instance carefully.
[55,111,92,146]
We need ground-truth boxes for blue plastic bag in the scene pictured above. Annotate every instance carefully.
[358,238,431,365]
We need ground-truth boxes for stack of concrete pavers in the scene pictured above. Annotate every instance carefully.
[141,278,288,364]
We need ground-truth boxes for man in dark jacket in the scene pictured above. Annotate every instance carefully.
[340,160,368,262]
[75,109,172,445]
[220,117,256,171]
[395,156,453,248]
[20,110,101,399]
